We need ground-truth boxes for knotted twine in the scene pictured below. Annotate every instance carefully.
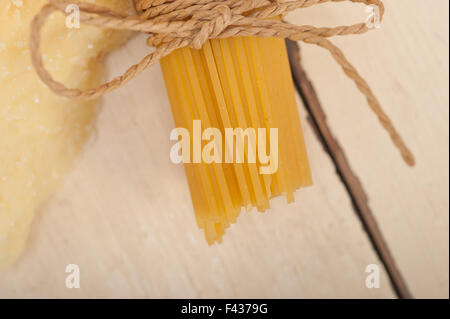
[29,0,415,166]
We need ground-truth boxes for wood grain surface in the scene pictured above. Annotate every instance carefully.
[0,0,448,298]
[287,0,449,298]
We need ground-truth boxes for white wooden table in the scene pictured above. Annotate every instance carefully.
[0,0,448,298]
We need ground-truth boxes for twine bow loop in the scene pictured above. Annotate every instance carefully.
[144,3,233,49]
[29,0,415,166]
[189,4,233,49]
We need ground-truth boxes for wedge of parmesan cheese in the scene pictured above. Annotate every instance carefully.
[0,0,131,268]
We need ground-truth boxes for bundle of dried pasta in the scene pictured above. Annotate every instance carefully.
[29,0,414,245]
[160,36,312,244]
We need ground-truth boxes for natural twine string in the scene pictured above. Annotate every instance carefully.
[29,0,415,166]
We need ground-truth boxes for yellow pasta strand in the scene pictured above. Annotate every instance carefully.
[160,35,312,244]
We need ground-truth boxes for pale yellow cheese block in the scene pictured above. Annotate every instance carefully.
[0,0,132,268]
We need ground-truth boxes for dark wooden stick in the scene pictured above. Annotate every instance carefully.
[286,39,413,299]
